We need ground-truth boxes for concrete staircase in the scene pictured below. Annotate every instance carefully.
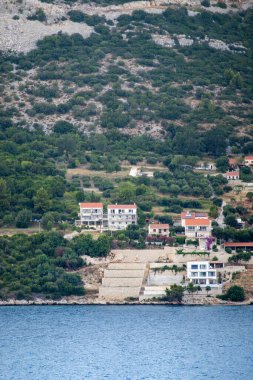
[99,263,146,300]
[139,286,168,301]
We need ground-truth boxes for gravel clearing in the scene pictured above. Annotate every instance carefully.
[0,16,93,53]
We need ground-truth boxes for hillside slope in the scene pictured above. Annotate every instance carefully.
[1,0,253,140]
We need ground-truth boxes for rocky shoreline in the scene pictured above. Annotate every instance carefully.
[1,296,252,306]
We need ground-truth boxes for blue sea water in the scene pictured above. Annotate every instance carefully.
[0,305,252,380]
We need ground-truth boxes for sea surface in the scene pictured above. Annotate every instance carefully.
[0,305,252,380]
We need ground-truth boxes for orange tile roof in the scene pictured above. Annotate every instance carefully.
[108,204,137,209]
[79,202,103,208]
[224,242,253,247]
[185,219,211,226]
[149,224,169,229]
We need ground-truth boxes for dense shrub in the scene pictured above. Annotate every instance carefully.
[218,285,245,302]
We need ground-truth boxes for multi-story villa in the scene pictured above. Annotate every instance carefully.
[107,204,137,230]
[184,218,212,239]
[148,223,170,236]
[187,261,219,287]
[76,202,103,228]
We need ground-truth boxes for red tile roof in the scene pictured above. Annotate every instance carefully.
[149,224,169,229]
[224,242,253,247]
[245,156,253,160]
[229,158,236,165]
[185,219,211,226]
[226,171,239,176]
[108,204,137,209]
[79,202,103,208]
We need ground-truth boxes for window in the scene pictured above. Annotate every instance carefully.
[191,272,198,277]
[199,279,206,285]
[208,272,215,277]
[191,265,198,269]
[199,272,207,277]
[199,227,207,231]
[200,264,206,269]
[188,226,195,230]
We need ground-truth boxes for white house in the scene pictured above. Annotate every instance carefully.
[76,202,103,228]
[107,204,137,230]
[184,218,212,239]
[244,156,253,167]
[129,166,153,178]
[148,223,170,236]
[187,261,218,287]
[226,171,239,180]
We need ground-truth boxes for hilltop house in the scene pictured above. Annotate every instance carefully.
[226,171,240,180]
[107,204,137,230]
[244,156,253,167]
[148,223,170,236]
[228,157,238,169]
[76,202,104,228]
[129,166,154,178]
[187,261,221,288]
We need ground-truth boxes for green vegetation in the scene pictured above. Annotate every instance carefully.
[213,226,253,242]
[0,231,111,300]
[153,265,185,274]
[163,284,185,303]
[27,8,47,22]
[1,8,252,231]
[176,249,210,256]
[186,282,202,296]
[217,285,245,302]
[228,252,252,263]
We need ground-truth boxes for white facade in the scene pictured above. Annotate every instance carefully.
[187,261,217,287]
[108,204,137,230]
[129,167,153,178]
[226,171,239,180]
[184,219,212,239]
[244,156,253,167]
[77,202,103,227]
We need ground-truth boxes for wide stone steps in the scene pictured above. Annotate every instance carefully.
[99,262,146,300]
[139,286,167,301]
[103,269,145,278]
[99,287,141,299]
[102,277,143,287]
[107,263,146,270]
